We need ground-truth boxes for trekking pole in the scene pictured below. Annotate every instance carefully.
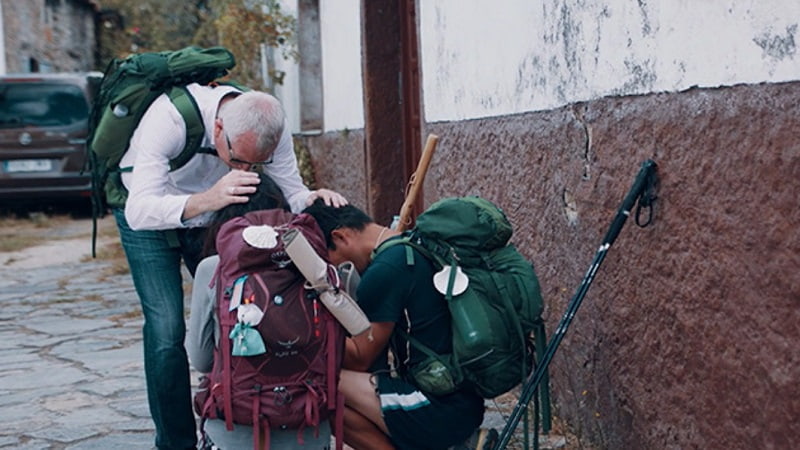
[494,159,659,450]
[396,134,439,232]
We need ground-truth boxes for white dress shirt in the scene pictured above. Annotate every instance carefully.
[120,83,311,230]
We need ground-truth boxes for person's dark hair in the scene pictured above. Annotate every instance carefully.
[302,199,373,250]
[202,172,290,256]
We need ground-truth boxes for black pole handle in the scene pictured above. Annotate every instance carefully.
[603,159,657,245]
[494,159,658,450]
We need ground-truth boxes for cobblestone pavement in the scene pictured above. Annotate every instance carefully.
[0,217,566,450]
[0,235,157,449]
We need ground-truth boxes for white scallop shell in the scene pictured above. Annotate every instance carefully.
[433,265,469,296]
[237,303,264,326]
[242,225,279,249]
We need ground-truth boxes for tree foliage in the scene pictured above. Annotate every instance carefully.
[97,0,297,89]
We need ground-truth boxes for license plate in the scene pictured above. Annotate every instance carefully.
[4,159,53,172]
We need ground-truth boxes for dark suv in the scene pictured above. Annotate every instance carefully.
[0,72,101,206]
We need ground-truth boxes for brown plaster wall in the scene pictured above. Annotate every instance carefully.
[297,130,368,214]
[424,81,800,449]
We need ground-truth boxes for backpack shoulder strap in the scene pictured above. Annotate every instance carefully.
[372,235,443,268]
[167,86,205,171]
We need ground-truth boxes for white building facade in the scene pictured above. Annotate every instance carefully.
[278,2,800,449]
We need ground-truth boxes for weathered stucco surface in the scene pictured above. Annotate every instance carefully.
[2,1,96,72]
[420,1,800,121]
[298,1,798,447]
[413,81,799,449]
[298,130,368,212]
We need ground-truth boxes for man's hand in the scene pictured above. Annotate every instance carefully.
[306,188,348,207]
[182,170,260,221]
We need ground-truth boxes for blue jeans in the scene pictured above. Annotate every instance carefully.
[114,208,201,449]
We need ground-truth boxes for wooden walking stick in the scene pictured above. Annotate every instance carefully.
[396,134,439,232]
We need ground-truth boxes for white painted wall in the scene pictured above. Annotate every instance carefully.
[274,50,303,134]
[420,0,800,122]
[320,0,364,131]
[275,0,364,134]
[273,1,301,133]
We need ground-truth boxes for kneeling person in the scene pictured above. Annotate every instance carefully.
[302,200,485,450]
[188,175,333,449]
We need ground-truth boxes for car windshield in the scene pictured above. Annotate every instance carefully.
[0,82,89,128]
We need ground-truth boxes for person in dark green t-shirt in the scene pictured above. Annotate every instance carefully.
[302,200,496,450]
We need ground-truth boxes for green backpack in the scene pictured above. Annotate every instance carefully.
[86,46,237,211]
[374,196,549,404]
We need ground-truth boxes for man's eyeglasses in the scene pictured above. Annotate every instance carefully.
[225,132,273,170]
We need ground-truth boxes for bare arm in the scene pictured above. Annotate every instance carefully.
[344,322,395,372]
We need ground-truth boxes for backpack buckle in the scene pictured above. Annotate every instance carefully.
[273,386,292,405]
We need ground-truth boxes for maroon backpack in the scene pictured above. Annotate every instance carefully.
[195,209,345,449]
